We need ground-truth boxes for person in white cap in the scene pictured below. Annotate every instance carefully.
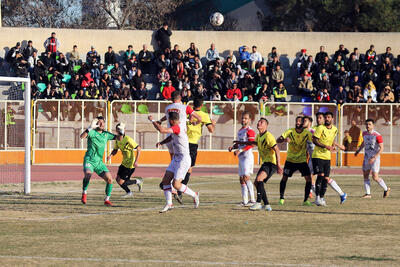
[108,122,143,198]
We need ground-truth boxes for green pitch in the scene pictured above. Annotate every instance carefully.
[0,174,399,266]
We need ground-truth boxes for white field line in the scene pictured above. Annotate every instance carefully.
[0,255,335,267]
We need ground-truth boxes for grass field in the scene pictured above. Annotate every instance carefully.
[0,173,399,266]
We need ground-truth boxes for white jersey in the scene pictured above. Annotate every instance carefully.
[362,130,383,159]
[237,126,256,157]
[170,125,190,159]
[165,102,194,132]
[306,127,316,158]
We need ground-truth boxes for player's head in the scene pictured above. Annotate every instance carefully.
[193,98,203,109]
[96,116,105,130]
[116,122,125,136]
[365,118,374,131]
[257,117,269,133]
[171,91,181,102]
[241,111,251,127]
[324,111,334,126]
[315,112,325,126]
[168,112,179,126]
[295,116,304,129]
[303,116,313,128]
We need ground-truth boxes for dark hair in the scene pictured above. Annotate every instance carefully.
[365,118,374,124]
[193,98,203,108]
[324,111,334,117]
[96,116,105,121]
[242,111,251,117]
[171,90,181,100]
[315,112,324,118]
[259,117,269,124]
[168,112,179,121]
[303,116,313,123]
[295,116,304,121]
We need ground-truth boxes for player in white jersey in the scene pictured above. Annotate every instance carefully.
[149,112,200,213]
[157,91,201,159]
[355,119,390,198]
[228,111,256,206]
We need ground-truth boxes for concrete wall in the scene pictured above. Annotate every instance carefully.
[1,27,400,60]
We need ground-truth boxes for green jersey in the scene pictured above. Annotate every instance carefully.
[84,130,115,162]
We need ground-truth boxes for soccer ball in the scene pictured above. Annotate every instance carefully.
[210,12,224,27]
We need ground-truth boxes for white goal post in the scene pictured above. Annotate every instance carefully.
[0,76,31,194]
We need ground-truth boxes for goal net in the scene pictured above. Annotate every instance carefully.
[0,77,31,194]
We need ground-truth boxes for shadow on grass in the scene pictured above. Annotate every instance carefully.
[273,209,400,216]
[337,255,396,262]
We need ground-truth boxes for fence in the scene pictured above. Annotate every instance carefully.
[0,100,25,152]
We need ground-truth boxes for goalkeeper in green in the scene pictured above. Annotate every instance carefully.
[80,116,116,206]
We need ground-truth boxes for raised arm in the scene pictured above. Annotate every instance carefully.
[80,118,99,139]
[148,115,173,134]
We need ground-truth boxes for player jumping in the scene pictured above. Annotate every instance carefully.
[355,119,390,198]
[107,122,144,198]
[149,112,200,213]
[80,116,116,206]
[312,112,347,206]
[229,111,256,206]
[234,118,282,211]
[277,116,313,206]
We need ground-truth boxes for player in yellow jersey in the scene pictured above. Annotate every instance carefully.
[108,123,143,198]
[277,116,313,206]
[175,99,216,204]
[234,118,282,211]
[312,112,347,206]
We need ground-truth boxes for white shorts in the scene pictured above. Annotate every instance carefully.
[363,156,380,173]
[166,155,191,180]
[166,141,174,154]
[238,153,254,177]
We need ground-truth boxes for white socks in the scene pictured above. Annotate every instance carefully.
[364,179,371,195]
[179,184,196,198]
[377,178,388,191]
[105,195,110,201]
[246,180,255,203]
[163,185,172,205]
[241,183,249,204]
[83,190,87,194]
[328,179,344,196]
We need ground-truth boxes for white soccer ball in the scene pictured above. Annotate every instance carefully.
[210,12,224,27]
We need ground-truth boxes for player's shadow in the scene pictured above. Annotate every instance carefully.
[272,209,400,217]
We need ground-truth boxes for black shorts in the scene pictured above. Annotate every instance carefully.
[257,162,277,183]
[311,158,331,177]
[283,161,311,177]
[117,165,135,181]
[189,143,198,167]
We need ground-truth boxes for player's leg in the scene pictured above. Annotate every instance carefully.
[81,170,92,204]
[370,157,390,197]
[250,163,276,211]
[323,161,347,204]
[312,158,324,206]
[115,165,133,197]
[160,171,174,213]
[300,162,312,205]
[361,168,372,198]
[172,158,199,208]
[99,171,113,206]
[239,176,249,205]
[308,160,315,198]
[244,175,255,205]
[279,161,293,205]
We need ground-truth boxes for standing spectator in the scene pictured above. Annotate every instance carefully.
[273,82,287,102]
[347,53,360,75]
[365,44,377,67]
[104,46,116,66]
[124,45,135,65]
[238,45,251,70]
[155,22,172,51]
[5,42,21,64]
[334,86,347,104]
[205,43,219,63]
[138,44,154,74]
[267,47,279,63]
[296,49,308,72]
[381,47,394,63]
[315,45,328,65]
[162,80,175,100]
[250,46,262,70]
[69,45,80,67]
[334,44,349,61]
[86,46,100,68]
[22,40,37,60]
[43,32,60,54]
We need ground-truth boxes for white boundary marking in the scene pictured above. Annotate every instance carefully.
[0,255,326,266]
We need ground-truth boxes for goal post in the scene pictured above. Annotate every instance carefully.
[0,76,31,194]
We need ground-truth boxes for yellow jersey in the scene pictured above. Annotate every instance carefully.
[255,131,277,165]
[187,110,212,144]
[312,125,338,160]
[114,135,139,169]
[282,128,312,163]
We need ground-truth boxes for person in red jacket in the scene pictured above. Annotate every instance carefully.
[317,88,331,102]
[162,80,176,100]
[226,83,242,101]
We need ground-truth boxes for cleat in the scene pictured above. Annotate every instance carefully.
[361,194,371,199]
[265,204,272,211]
[249,202,262,211]
[174,193,184,205]
[383,188,391,198]
[193,192,200,209]
[136,177,143,192]
[159,204,173,213]
[279,199,285,205]
[314,196,321,206]
[122,191,133,198]
[320,198,327,206]
[245,201,256,207]
[237,202,248,207]
[303,200,312,206]
[81,193,87,204]
[104,200,112,206]
[340,193,347,204]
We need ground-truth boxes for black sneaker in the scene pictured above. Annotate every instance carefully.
[383,188,391,198]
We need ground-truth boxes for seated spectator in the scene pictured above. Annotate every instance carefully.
[156,53,169,71]
[138,44,154,74]
[393,65,400,91]
[186,42,199,58]
[301,55,316,79]
[119,82,131,100]
[349,75,362,91]
[208,72,225,95]
[69,45,80,67]
[42,51,56,72]
[273,82,287,102]
[362,67,378,86]
[162,80,175,100]
[317,74,331,92]
[130,68,145,90]
[363,81,377,102]
[171,44,182,60]
[110,62,123,80]
[157,67,170,84]
[192,83,208,100]
[365,44,377,67]
[315,46,328,65]
[181,84,192,103]
[226,83,242,101]
[85,81,100,99]
[380,73,393,92]
[205,43,219,63]
[5,42,21,64]
[318,56,331,74]
[380,56,394,77]
[239,72,255,93]
[250,46,262,70]
[56,53,69,74]
[28,51,39,71]
[227,50,237,64]
[347,53,360,75]
[380,46,394,63]
[298,75,315,96]
[210,91,221,101]
[267,47,279,63]
[349,47,361,61]
[256,83,271,102]
[271,65,284,86]
[379,86,394,103]
[268,56,280,74]
[334,86,347,104]
[132,81,148,100]
[297,49,308,72]
[86,46,100,68]
[238,45,251,70]
[14,53,29,77]
[22,40,37,60]
[104,46,116,66]
[33,60,46,84]
[317,88,331,103]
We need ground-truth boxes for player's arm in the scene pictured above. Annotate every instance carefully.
[333,141,346,151]
[134,145,141,167]
[276,135,291,144]
[107,148,119,162]
[158,115,167,124]
[354,141,365,156]
[156,135,172,148]
[233,140,257,146]
[312,136,335,152]
[187,106,202,124]
[272,144,283,174]
[80,118,99,139]
[228,143,239,152]
[206,119,216,133]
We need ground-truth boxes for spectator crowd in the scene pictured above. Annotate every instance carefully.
[3,27,400,106]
